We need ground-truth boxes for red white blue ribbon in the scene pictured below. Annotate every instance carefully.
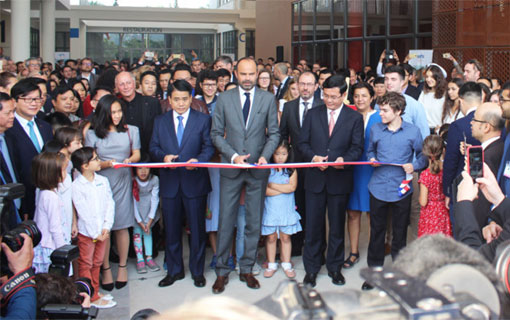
[398,173,414,197]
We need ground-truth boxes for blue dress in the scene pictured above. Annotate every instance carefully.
[261,169,302,237]
[347,111,382,212]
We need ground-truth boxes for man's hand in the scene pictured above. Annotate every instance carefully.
[234,154,250,164]
[79,293,91,308]
[370,157,380,167]
[476,163,505,207]
[191,50,198,58]
[257,157,268,165]
[0,234,34,274]
[312,155,328,171]
[185,158,198,170]
[164,154,179,167]
[379,51,386,63]
[333,156,344,169]
[482,221,502,243]
[402,163,414,174]
[457,171,479,202]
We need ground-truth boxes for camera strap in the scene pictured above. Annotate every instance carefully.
[0,267,35,306]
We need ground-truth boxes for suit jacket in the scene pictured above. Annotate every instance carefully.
[5,118,53,217]
[77,73,99,91]
[297,104,364,194]
[149,109,215,198]
[211,87,280,179]
[1,133,20,184]
[498,133,510,195]
[276,77,290,100]
[443,111,480,197]
[405,85,421,101]
[279,97,323,162]
[455,198,510,262]
[160,97,209,115]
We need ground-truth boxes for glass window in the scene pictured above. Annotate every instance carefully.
[418,0,432,33]
[315,42,332,68]
[389,37,413,62]
[390,0,414,35]
[216,33,221,57]
[348,40,363,71]
[56,32,70,52]
[299,43,314,63]
[293,3,300,42]
[347,0,363,38]
[302,0,314,41]
[30,28,39,58]
[333,0,345,39]
[366,0,386,36]
[334,41,346,70]
[246,30,255,57]
[316,0,331,40]
[222,30,237,58]
[418,36,432,49]
[366,39,386,69]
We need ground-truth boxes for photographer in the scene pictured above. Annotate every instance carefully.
[456,162,510,262]
[0,233,36,319]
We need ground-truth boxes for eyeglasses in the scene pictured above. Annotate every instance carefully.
[298,82,315,87]
[19,97,43,104]
[202,83,217,88]
[471,118,489,125]
[259,77,270,81]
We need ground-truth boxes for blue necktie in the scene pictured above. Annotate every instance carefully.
[27,121,41,153]
[243,92,250,125]
[177,115,184,147]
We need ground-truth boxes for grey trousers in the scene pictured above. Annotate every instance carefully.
[215,171,267,276]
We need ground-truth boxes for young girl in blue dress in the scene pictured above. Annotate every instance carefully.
[262,140,302,278]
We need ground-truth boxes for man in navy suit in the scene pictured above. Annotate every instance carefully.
[149,80,215,288]
[443,82,482,232]
[496,83,510,195]
[297,75,364,287]
[6,79,53,220]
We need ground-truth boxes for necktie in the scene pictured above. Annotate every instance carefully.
[302,101,309,126]
[243,92,251,125]
[329,110,335,137]
[27,121,41,153]
[177,115,184,147]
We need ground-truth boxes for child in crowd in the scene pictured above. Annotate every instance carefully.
[262,140,302,278]
[54,126,84,175]
[133,162,160,274]
[32,152,70,273]
[71,147,116,309]
[418,135,452,237]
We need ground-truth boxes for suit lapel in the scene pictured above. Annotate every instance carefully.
[35,118,50,143]
[319,106,329,138]
[12,119,39,153]
[330,106,346,138]
[247,88,262,133]
[292,100,300,128]
[232,88,246,130]
[165,110,180,150]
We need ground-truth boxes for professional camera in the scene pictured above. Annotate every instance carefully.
[74,277,94,304]
[48,244,80,277]
[2,220,41,252]
[41,304,98,320]
[257,235,510,320]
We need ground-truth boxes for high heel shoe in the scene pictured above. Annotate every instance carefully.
[115,264,128,289]
[100,267,114,292]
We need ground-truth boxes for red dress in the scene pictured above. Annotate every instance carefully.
[418,168,452,237]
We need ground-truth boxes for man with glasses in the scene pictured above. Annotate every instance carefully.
[78,57,98,91]
[496,83,510,195]
[25,58,41,74]
[468,102,504,229]
[297,74,364,287]
[280,71,322,256]
[5,79,53,220]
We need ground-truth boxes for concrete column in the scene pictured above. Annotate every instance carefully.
[11,0,31,61]
[69,16,86,59]
[40,0,56,63]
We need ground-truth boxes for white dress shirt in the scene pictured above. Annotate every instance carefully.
[481,136,500,150]
[299,97,314,126]
[15,112,43,148]
[72,173,115,239]
[173,108,190,135]
[327,105,342,126]
[238,86,256,128]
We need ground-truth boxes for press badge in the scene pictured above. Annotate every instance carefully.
[504,161,510,178]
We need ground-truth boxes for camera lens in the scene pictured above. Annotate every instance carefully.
[2,220,41,252]
[75,277,94,299]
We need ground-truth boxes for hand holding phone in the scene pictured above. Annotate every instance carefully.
[467,146,484,180]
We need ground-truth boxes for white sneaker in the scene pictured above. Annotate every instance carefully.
[92,298,117,309]
[252,263,261,276]
[99,293,113,300]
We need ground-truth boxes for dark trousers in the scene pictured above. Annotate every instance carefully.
[303,190,348,274]
[162,192,207,277]
[291,168,306,254]
[368,193,412,267]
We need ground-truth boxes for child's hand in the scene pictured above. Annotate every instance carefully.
[138,221,145,230]
[71,223,78,238]
[146,219,153,230]
[100,229,110,241]
[402,163,414,174]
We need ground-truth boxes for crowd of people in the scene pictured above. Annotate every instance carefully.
[0,48,509,318]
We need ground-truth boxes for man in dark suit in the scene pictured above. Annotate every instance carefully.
[468,102,505,229]
[280,71,322,256]
[210,57,280,293]
[297,75,364,287]
[149,80,215,288]
[6,79,53,220]
[275,62,291,100]
[443,82,482,231]
[496,83,510,195]
[115,71,161,159]
[0,93,21,226]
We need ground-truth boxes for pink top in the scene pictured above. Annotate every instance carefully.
[34,189,67,250]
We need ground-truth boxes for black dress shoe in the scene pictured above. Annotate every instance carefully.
[328,271,346,285]
[192,275,206,288]
[361,281,374,291]
[239,273,260,289]
[212,275,229,294]
[158,271,185,287]
[303,273,317,287]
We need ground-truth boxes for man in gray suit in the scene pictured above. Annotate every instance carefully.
[211,57,280,293]
[77,57,99,91]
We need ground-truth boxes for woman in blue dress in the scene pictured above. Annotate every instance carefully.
[345,82,381,268]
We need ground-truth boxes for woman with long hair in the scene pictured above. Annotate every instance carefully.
[85,94,141,291]
[418,65,447,133]
[441,78,464,124]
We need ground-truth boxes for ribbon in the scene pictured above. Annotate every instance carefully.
[398,173,414,197]
[113,161,404,170]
